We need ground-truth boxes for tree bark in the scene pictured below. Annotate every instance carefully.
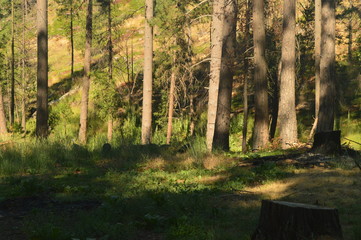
[270,61,281,140]
[36,0,49,138]
[213,0,237,151]
[70,0,74,81]
[106,0,113,143]
[252,200,343,240]
[309,0,322,139]
[10,0,15,127]
[21,0,27,132]
[242,0,251,153]
[278,0,298,148]
[141,0,154,145]
[316,0,335,133]
[207,0,225,151]
[166,67,176,145]
[252,0,269,150]
[0,88,8,134]
[107,116,113,142]
[78,0,92,144]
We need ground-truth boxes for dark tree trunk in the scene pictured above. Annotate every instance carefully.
[11,0,15,127]
[252,0,269,150]
[78,0,92,144]
[242,0,251,153]
[252,200,343,240]
[309,0,322,139]
[312,130,341,154]
[141,0,154,144]
[213,0,237,151]
[70,0,74,81]
[270,61,281,140]
[316,0,336,133]
[36,0,49,138]
[107,0,113,142]
[278,0,298,148]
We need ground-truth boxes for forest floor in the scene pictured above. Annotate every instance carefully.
[0,145,360,240]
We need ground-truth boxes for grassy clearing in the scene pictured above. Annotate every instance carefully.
[0,139,360,240]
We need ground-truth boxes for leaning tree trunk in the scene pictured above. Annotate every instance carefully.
[278,0,298,149]
[213,0,237,151]
[316,0,335,133]
[206,0,226,151]
[141,0,154,145]
[78,0,92,144]
[166,67,176,145]
[36,0,49,138]
[252,200,343,240]
[252,0,269,151]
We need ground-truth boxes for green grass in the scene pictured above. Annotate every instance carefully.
[0,138,360,239]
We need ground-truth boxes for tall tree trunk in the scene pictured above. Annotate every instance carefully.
[278,0,298,149]
[107,0,113,142]
[21,0,27,132]
[36,0,49,138]
[252,0,269,150]
[10,0,15,127]
[70,0,74,81]
[141,0,154,145]
[213,0,237,151]
[166,66,176,145]
[242,0,251,153]
[78,0,92,144]
[309,0,322,139]
[316,0,335,133]
[206,0,225,151]
[0,88,8,134]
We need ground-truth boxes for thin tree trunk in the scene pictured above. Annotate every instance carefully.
[206,0,225,151]
[213,0,237,151]
[270,61,281,140]
[21,0,27,132]
[347,18,352,62]
[309,0,322,139]
[316,0,335,132]
[141,0,154,145]
[0,88,8,134]
[10,0,15,127]
[278,0,298,148]
[107,0,113,142]
[166,66,176,145]
[36,0,49,137]
[70,0,74,81]
[78,0,92,144]
[242,0,251,153]
[107,116,113,142]
[252,0,269,150]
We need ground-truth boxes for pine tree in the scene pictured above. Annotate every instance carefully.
[278,0,298,148]
[36,0,49,138]
[252,0,269,150]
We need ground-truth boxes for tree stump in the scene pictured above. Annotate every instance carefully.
[312,130,341,154]
[252,200,343,240]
